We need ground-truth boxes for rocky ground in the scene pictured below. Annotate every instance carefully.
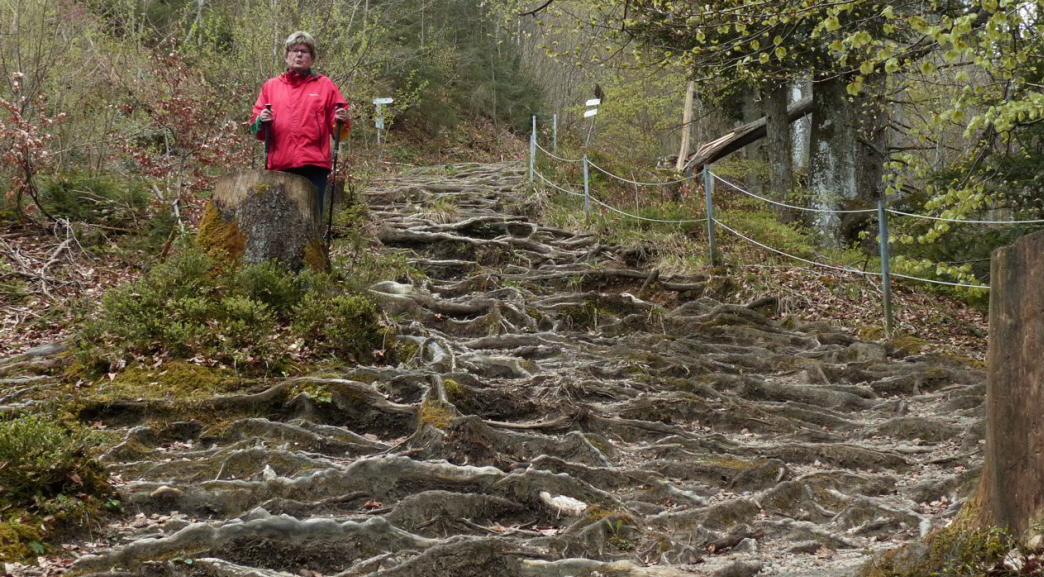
[1,162,986,576]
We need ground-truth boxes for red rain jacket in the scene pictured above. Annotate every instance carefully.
[250,70,349,171]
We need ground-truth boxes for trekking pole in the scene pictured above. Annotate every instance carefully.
[325,103,346,245]
[263,103,272,169]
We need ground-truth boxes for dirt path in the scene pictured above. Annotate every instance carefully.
[4,162,985,576]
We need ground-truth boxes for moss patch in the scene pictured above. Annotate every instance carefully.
[304,237,331,273]
[91,361,244,402]
[861,502,1013,577]
[197,201,245,267]
[418,400,455,430]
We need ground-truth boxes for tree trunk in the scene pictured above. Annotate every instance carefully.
[975,229,1044,537]
[741,87,765,195]
[198,170,329,272]
[808,75,884,246]
[765,81,794,222]
[791,79,811,169]
[675,81,695,173]
[681,98,812,173]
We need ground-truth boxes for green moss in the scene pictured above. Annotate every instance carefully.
[396,340,420,364]
[888,334,928,356]
[861,502,1012,577]
[0,415,116,562]
[0,520,43,561]
[303,237,330,273]
[443,378,464,400]
[196,202,245,267]
[418,400,455,430]
[94,361,243,402]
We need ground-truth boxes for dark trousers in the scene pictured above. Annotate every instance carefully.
[283,165,329,217]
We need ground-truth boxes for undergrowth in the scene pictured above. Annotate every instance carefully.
[76,234,397,377]
[0,414,115,562]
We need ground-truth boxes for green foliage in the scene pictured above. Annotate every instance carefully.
[0,414,111,508]
[79,238,395,374]
[0,259,27,303]
[293,293,391,362]
[39,173,150,225]
[0,415,113,562]
[864,523,1014,577]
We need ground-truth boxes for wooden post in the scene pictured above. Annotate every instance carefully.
[676,80,695,172]
[976,230,1044,537]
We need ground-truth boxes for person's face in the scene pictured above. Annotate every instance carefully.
[285,44,314,73]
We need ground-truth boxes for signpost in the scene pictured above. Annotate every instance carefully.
[584,98,600,147]
[373,97,393,145]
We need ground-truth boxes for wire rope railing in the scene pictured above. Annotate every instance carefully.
[587,158,697,187]
[535,141,583,164]
[585,192,708,224]
[713,219,877,278]
[884,208,1044,225]
[527,116,1016,334]
[711,173,877,214]
[534,169,585,198]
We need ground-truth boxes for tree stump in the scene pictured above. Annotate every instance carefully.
[197,170,328,272]
[976,229,1044,536]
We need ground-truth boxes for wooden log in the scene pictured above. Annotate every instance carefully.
[976,230,1044,536]
[682,97,813,173]
[198,170,328,272]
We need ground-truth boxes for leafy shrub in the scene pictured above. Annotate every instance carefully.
[293,292,391,362]
[39,173,149,226]
[232,260,307,319]
[0,415,113,561]
[0,415,108,506]
[80,239,395,374]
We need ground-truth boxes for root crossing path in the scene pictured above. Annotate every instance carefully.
[34,163,989,576]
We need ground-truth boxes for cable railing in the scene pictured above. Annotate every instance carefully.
[712,174,877,214]
[525,123,1035,333]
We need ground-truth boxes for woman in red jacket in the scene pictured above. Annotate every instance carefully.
[250,31,350,217]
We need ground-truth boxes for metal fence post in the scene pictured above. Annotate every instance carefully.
[552,113,557,154]
[703,165,717,267]
[877,197,894,337]
[529,129,536,186]
[582,154,591,218]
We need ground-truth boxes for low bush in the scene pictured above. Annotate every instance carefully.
[79,238,395,375]
[39,173,150,226]
[0,414,113,561]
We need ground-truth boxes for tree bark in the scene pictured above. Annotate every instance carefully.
[976,229,1044,537]
[198,170,328,272]
[681,98,812,173]
[741,87,765,195]
[675,81,695,173]
[808,75,884,247]
[765,81,794,222]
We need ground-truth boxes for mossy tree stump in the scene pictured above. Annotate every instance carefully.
[198,171,329,272]
[976,229,1044,536]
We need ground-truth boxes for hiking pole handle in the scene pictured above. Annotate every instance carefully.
[263,103,272,169]
[325,103,346,245]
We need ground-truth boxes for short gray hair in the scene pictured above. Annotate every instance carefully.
[284,31,317,58]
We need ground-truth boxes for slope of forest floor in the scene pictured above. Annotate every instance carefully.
[0,154,998,577]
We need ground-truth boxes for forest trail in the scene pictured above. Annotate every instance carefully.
[6,162,985,576]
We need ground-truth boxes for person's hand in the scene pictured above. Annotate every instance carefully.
[258,108,273,123]
[334,107,348,123]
